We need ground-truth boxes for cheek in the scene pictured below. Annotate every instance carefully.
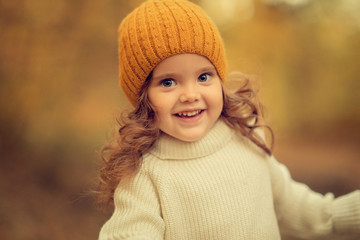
[150,104,168,126]
[151,104,165,115]
[149,93,174,114]
[214,97,224,116]
[146,95,161,123]
[147,93,156,107]
[210,85,224,110]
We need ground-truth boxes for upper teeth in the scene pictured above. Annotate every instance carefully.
[177,110,201,117]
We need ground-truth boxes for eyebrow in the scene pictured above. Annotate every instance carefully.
[152,73,178,82]
[152,65,217,81]
[198,66,217,74]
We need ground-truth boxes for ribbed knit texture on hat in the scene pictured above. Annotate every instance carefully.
[118,0,227,107]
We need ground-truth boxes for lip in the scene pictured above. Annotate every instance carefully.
[175,109,202,117]
[173,108,203,116]
[173,109,205,123]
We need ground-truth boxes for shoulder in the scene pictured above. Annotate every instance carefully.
[115,154,167,197]
[137,151,169,182]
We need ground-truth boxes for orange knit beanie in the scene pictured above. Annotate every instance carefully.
[118,0,227,107]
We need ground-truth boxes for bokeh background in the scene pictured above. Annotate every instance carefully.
[1,0,359,239]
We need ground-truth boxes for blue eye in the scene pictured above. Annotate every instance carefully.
[198,73,211,82]
[161,79,176,87]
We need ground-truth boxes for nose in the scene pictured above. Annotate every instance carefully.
[179,83,200,103]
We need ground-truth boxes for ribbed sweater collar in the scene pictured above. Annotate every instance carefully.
[149,119,234,160]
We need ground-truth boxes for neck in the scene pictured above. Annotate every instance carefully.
[149,119,234,160]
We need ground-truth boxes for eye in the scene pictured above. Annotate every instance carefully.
[161,79,176,87]
[198,73,211,82]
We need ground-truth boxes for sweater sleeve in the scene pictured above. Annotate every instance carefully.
[268,156,360,239]
[98,170,165,240]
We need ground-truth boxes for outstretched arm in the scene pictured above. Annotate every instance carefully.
[268,156,360,239]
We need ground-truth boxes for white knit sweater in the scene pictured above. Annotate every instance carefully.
[99,120,360,239]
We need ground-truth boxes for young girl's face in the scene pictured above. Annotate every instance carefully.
[147,53,223,142]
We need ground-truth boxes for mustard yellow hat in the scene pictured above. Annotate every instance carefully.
[118,0,227,107]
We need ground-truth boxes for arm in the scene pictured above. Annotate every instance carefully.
[268,156,360,239]
[99,170,165,240]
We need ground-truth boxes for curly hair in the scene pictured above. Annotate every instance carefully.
[97,72,274,207]
[221,72,274,155]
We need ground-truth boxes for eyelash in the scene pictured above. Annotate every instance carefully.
[159,72,213,87]
[160,79,176,87]
[198,73,212,82]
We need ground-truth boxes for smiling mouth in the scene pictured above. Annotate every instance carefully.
[175,110,203,118]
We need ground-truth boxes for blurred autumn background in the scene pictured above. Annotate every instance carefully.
[0,0,359,239]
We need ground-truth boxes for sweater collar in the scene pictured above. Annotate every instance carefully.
[149,119,234,160]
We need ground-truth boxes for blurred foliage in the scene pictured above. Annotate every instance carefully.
[203,0,360,137]
[0,0,359,239]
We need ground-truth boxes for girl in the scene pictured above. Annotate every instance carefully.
[97,0,360,239]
